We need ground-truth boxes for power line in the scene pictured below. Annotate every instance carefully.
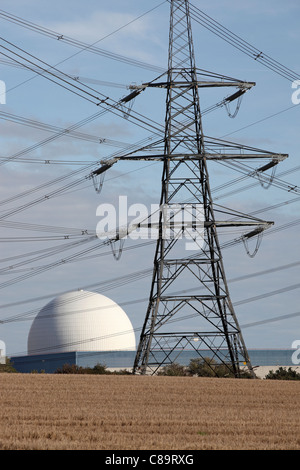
[220,104,300,140]
[5,299,300,358]
[0,57,129,89]
[1,194,299,291]
[213,159,300,200]
[185,1,300,82]
[0,5,165,73]
[0,220,95,236]
[2,281,300,333]
[0,108,110,167]
[0,41,165,168]
[0,110,131,149]
[0,37,110,105]
[0,138,160,218]
[234,283,300,307]
[0,235,102,289]
[1,249,300,321]
[241,311,300,329]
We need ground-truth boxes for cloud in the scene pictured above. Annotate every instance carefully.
[205,0,300,17]
[47,10,154,56]
[44,7,167,68]
[53,11,144,42]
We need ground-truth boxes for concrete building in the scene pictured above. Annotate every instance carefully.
[11,290,136,373]
[9,290,298,376]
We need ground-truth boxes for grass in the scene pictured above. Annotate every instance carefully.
[0,373,300,450]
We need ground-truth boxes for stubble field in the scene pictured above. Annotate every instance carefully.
[0,373,299,450]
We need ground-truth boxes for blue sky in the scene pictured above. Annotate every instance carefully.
[0,0,300,357]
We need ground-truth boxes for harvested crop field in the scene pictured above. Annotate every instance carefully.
[0,373,300,450]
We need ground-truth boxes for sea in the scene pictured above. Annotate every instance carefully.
[244,349,299,367]
[77,348,300,369]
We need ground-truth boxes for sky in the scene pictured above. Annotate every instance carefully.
[0,0,300,358]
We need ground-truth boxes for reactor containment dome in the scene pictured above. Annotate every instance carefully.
[27,290,136,355]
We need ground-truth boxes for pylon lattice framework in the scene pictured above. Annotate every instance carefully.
[93,0,287,377]
[132,0,287,378]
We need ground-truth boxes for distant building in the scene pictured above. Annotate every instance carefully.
[11,290,136,373]
[9,290,297,374]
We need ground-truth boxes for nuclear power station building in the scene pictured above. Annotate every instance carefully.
[11,290,136,373]
[9,288,295,373]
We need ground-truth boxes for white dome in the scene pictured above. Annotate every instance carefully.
[27,290,136,355]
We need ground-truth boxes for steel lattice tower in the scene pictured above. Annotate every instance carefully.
[131,0,276,378]
[93,0,287,377]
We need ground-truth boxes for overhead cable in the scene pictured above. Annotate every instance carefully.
[186,1,300,82]
[0,6,165,73]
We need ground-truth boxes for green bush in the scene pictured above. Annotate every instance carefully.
[187,357,241,378]
[54,363,132,375]
[188,357,219,377]
[156,358,253,378]
[55,362,110,374]
[265,367,300,380]
[0,358,17,373]
[55,363,84,374]
[91,363,110,374]
[157,362,189,376]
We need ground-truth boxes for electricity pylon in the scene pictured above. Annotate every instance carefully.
[130,0,286,378]
[92,0,287,377]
